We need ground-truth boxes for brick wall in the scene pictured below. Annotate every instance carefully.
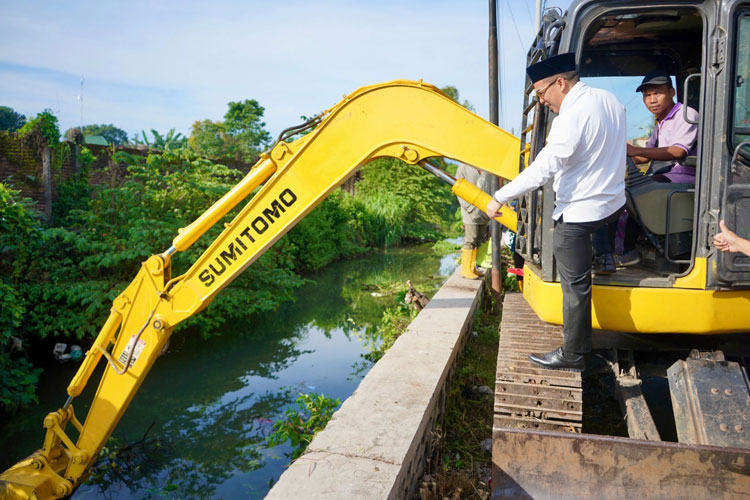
[0,133,137,207]
[0,131,46,206]
[0,132,256,212]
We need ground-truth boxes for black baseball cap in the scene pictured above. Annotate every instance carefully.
[636,70,673,92]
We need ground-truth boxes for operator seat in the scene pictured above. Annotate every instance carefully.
[625,157,695,258]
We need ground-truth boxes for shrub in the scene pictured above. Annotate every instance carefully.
[0,183,43,412]
[354,158,457,245]
[267,392,341,459]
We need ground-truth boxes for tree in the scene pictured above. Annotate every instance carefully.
[189,120,230,159]
[133,128,188,150]
[79,124,129,146]
[18,110,61,223]
[0,106,27,132]
[189,99,271,163]
[224,99,272,154]
[440,85,476,112]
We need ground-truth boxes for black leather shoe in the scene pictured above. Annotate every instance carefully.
[528,347,585,372]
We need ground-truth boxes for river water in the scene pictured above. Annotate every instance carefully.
[1,244,457,499]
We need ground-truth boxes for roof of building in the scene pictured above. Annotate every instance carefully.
[83,135,109,146]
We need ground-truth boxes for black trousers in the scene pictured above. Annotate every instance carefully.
[553,205,625,354]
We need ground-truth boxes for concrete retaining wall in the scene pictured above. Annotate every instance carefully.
[265,269,484,499]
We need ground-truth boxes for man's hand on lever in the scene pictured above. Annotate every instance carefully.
[487,198,504,219]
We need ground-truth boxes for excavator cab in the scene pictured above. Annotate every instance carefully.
[492,3,750,498]
[518,3,707,280]
[580,7,704,276]
[515,0,750,334]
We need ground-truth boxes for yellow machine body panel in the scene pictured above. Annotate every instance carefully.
[523,259,750,334]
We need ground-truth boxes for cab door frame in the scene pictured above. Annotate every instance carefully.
[711,0,750,286]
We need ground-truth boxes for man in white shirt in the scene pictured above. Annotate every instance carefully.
[487,53,627,371]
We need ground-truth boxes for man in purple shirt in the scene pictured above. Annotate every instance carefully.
[606,70,701,269]
[627,70,699,183]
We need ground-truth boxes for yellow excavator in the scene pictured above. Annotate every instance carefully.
[4,0,750,497]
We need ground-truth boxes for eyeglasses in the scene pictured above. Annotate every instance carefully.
[534,79,557,100]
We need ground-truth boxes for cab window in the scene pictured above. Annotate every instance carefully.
[581,75,668,145]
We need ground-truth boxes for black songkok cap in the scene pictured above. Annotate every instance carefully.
[526,53,577,84]
[635,70,672,92]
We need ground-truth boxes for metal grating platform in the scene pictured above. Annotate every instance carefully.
[494,293,582,432]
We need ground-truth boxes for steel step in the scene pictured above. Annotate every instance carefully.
[494,293,583,432]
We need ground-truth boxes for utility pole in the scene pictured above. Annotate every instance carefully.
[535,0,543,33]
[79,76,84,128]
[488,0,503,302]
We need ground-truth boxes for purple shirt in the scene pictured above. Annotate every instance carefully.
[645,102,698,183]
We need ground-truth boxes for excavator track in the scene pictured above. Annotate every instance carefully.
[494,293,582,432]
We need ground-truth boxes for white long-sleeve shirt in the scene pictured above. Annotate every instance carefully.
[493,81,627,223]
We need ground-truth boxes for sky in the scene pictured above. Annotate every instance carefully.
[0,0,583,142]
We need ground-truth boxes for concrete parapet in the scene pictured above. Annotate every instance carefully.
[265,269,483,499]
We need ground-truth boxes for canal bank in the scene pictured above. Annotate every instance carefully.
[266,269,484,499]
[0,244,458,499]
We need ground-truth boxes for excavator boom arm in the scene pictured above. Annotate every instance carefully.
[0,80,520,499]
[168,80,519,318]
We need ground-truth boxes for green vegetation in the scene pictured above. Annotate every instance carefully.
[189,99,271,162]
[360,300,418,363]
[0,184,43,412]
[352,266,450,364]
[133,128,188,150]
[18,109,61,146]
[52,146,95,224]
[432,237,462,256]
[0,106,26,132]
[355,157,456,245]
[267,392,341,459]
[17,110,70,187]
[0,94,461,412]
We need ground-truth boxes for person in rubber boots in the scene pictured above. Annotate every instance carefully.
[456,162,490,279]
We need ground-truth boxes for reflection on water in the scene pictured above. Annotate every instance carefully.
[439,254,459,277]
[0,244,457,500]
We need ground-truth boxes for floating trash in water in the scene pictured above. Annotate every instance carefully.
[53,343,82,363]
[296,381,316,391]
